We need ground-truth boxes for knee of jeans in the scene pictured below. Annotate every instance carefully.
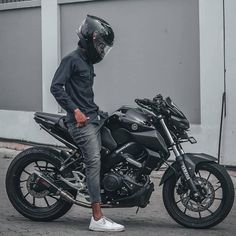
[84,154,101,167]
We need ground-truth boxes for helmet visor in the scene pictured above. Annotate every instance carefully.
[93,32,112,58]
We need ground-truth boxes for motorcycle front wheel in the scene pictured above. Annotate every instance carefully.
[162,162,234,228]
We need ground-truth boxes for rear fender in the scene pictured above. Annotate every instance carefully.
[28,146,68,163]
[159,153,217,186]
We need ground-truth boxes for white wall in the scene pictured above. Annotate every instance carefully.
[0,0,62,146]
[0,6,42,111]
[0,110,60,145]
[60,0,200,124]
[221,0,236,166]
[0,0,235,166]
[183,0,224,159]
[41,0,60,113]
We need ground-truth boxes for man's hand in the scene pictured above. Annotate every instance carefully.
[74,108,90,127]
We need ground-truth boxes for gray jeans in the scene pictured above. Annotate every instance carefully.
[67,119,104,203]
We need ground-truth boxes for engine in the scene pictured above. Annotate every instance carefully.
[101,164,147,201]
[100,141,155,203]
[102,171,123,192]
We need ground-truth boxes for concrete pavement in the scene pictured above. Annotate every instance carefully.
[0,147,236,236]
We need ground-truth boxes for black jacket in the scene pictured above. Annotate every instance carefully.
[50,47,100,124]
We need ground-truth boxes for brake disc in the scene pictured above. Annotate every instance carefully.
[180,177,215,212]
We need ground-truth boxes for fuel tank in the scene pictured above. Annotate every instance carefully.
[102,106,169,156]
[106,105,155,133]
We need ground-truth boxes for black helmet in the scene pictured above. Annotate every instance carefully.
[77,15,114,64]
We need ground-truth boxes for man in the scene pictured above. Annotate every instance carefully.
[50,15,125,232]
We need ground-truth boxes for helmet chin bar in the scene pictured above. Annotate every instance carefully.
[88,45,103,64]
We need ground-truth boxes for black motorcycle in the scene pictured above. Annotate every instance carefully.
[5,94,234,228]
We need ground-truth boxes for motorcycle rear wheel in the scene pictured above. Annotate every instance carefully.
[5,147,77,221]
[162,162,234,228]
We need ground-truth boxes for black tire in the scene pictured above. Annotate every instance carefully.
[162,162,235,228]
[5,147,77,221]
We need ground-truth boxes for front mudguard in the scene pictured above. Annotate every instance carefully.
[159,153,217,186]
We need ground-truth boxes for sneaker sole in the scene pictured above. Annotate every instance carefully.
[89,227,125,232]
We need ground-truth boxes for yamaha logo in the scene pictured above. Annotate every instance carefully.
[131,123,138,131]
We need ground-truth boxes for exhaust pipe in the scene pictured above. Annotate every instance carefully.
[33,171,112,208]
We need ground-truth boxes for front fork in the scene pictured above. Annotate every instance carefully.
[159,117,200,198]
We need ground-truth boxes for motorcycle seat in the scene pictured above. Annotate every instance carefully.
[34,112,68,130]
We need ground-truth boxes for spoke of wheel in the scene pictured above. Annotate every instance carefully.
[198,211,202,219]
[47,195,59,201]
[32,196,35,206]
[207,208,214,215]
[200,203,213,215]
[44,197,50,207]
[214,186,222,192]
[206,186,222,199]
[176,198,186,204]
[176,199,181,204]
[20,179,27,183]
[183,199,190,214]
[176,195,189,204]
[189,201,194,209]
[196,203,202,219]
[23,192,29,198]
[45,162,48,171]
[206,172,211,181]
[198,171,202,178]
[215,197,223,200]
[23,170,31,175]
[35,161,42,171]
[184,206,187,214]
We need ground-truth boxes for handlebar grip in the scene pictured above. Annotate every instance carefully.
[153,94,163,101]
[142,98,150,104]
[135,98,151,105]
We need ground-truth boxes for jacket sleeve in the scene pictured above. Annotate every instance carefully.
[50,56,78,113]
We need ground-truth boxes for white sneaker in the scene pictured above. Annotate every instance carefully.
[89,216,125,232]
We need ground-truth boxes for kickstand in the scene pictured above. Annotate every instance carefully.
[136,206,140,214]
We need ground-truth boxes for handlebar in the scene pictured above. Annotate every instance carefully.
[135,98,152,106]
[135,97,161,108]
[135,95,170,116]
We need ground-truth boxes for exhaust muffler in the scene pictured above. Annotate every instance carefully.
[32,171,111,208]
